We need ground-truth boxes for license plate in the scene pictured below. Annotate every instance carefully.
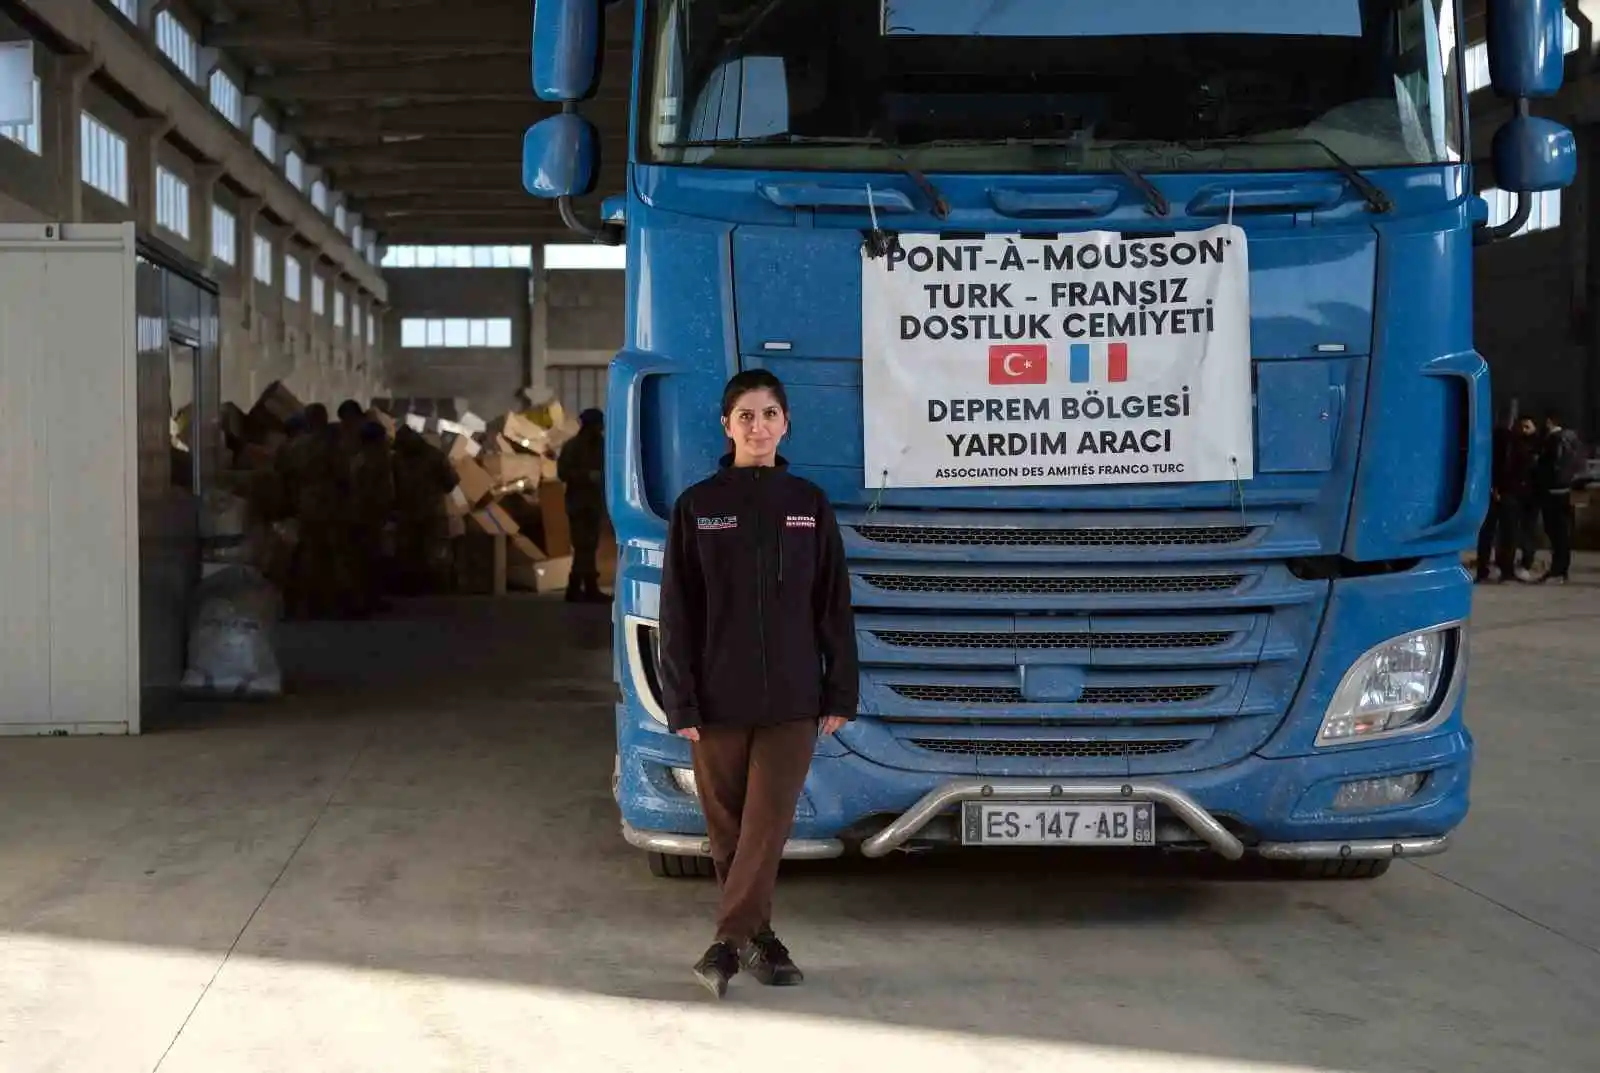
[962,801,1156,846]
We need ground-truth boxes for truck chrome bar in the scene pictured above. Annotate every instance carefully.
[859,779,1248,860]
[1255,835,1451,861]
[621,822,845,860]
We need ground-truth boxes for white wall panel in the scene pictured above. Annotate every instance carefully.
[0,223,140,734]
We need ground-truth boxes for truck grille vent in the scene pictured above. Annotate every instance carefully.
[862,574,1243,597]
[871,629,1234,651]
[909,738,1192,759]
[888,684,1217,705]
[854,524,1254,549]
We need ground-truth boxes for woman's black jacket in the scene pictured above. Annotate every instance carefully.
[657,457,859,732]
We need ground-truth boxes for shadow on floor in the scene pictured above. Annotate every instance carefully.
[1,594,1591,1073]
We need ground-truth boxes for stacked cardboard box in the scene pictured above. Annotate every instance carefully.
[222,382,615,599]
[374,395,617,596]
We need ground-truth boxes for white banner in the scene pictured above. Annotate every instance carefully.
[861,225,1254,488]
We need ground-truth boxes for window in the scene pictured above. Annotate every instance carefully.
[253,232,273,284]
[1464,14,1581,94]
[284,150,304,190]
[0,77,40,155]
[382,245,536,268]
[545,244,626,270]
[155,10,198,82]
[311,180,328,213]
[367,310,377,346]
[109,0,136,20]
[312,274,326,315]
[209,70,242,127]
[155,166,191,239]
[351,224,363,250]
[252,115,276,161]
[366,239,379,265]
[645,0,1464,172]
[80,112,129,203]
[350,299,362,339]
[334,290,346,328]
[211,205,237,265]
[334,203,347,234]
[1482,187,1562,237]
[285,256,302,302]
[399,318,516,348]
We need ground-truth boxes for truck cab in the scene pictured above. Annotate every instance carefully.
[524,0,1576,878]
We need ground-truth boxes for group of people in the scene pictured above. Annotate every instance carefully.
[1476,410,1586,586]
[273,401,454,619]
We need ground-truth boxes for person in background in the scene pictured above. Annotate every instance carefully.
[558,407,610,603]
[338,400,395,615]
[277,403,351,618]
[1476,418,1515,584]
[1534,410,1582,585]
[1499,415,1543,583]
[391,427,458,596]
[657,369,858,999]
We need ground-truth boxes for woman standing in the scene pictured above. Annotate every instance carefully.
[657,369,859,999]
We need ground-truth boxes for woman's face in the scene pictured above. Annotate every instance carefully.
[723,388,789,465]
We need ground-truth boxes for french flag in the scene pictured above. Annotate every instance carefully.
[1069,342,1129,384]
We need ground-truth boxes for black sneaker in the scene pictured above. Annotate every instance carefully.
[693,941,741,999]
[741,928,804,986]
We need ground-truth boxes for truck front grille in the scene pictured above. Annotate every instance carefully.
[861,573,1243,597]
[871,629,1234,651]
[888,684,1217,706]
[854,524,1255,549]
[909,738,1192,759]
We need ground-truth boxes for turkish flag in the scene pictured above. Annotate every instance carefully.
[988,344,1049,385]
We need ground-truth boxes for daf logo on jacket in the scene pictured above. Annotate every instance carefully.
[658,457,859,732]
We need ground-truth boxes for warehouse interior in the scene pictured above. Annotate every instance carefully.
[2,1,1599,1069]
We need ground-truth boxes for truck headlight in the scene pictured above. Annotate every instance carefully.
[624,615,670,725]
[1316,626,1460,746]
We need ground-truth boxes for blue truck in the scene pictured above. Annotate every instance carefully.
[523,0,1577,879]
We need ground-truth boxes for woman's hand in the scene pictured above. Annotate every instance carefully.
[819,716,849,736]
[676,727,701,742]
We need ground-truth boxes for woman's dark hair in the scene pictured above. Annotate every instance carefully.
[721,369,789,419]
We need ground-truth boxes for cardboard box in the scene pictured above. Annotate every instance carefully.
[454,532,507,596]
[444,432,482,464]
[538,480,573,557]
[468,503,520,537]
[444,485,474,519]
[481,453,546,485]
[510,554,572,594]
[452,457,496,509]
[487,411,551,455]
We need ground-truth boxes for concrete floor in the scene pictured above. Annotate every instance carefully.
[2,573,1597,1073]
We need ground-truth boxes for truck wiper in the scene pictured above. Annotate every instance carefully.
[661,134,951,219]
[1106,148,1170,217]
[1172,136,1393,214]
[1292,138,1394,214]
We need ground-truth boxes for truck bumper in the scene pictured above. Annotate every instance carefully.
[615,705,1473,862]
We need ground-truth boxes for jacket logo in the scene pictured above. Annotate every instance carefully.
[697,515,739,531]
[785,514,817,529]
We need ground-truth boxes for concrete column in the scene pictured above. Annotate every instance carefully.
[50,54,99,223]
[193,162,223,269]
[131,113,176,236]
[528,245,549,396]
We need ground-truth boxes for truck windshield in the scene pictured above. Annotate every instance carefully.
[639,0,1462,174]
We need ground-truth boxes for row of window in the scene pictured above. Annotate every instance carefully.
[380,244,628,270]
[102,0,382,265]
[400,319,516,349]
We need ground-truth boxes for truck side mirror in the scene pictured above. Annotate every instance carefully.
[1487,0,1567,99]
[522,113,599,198]
[532,0,604,101]
[1492,114,1578,193]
